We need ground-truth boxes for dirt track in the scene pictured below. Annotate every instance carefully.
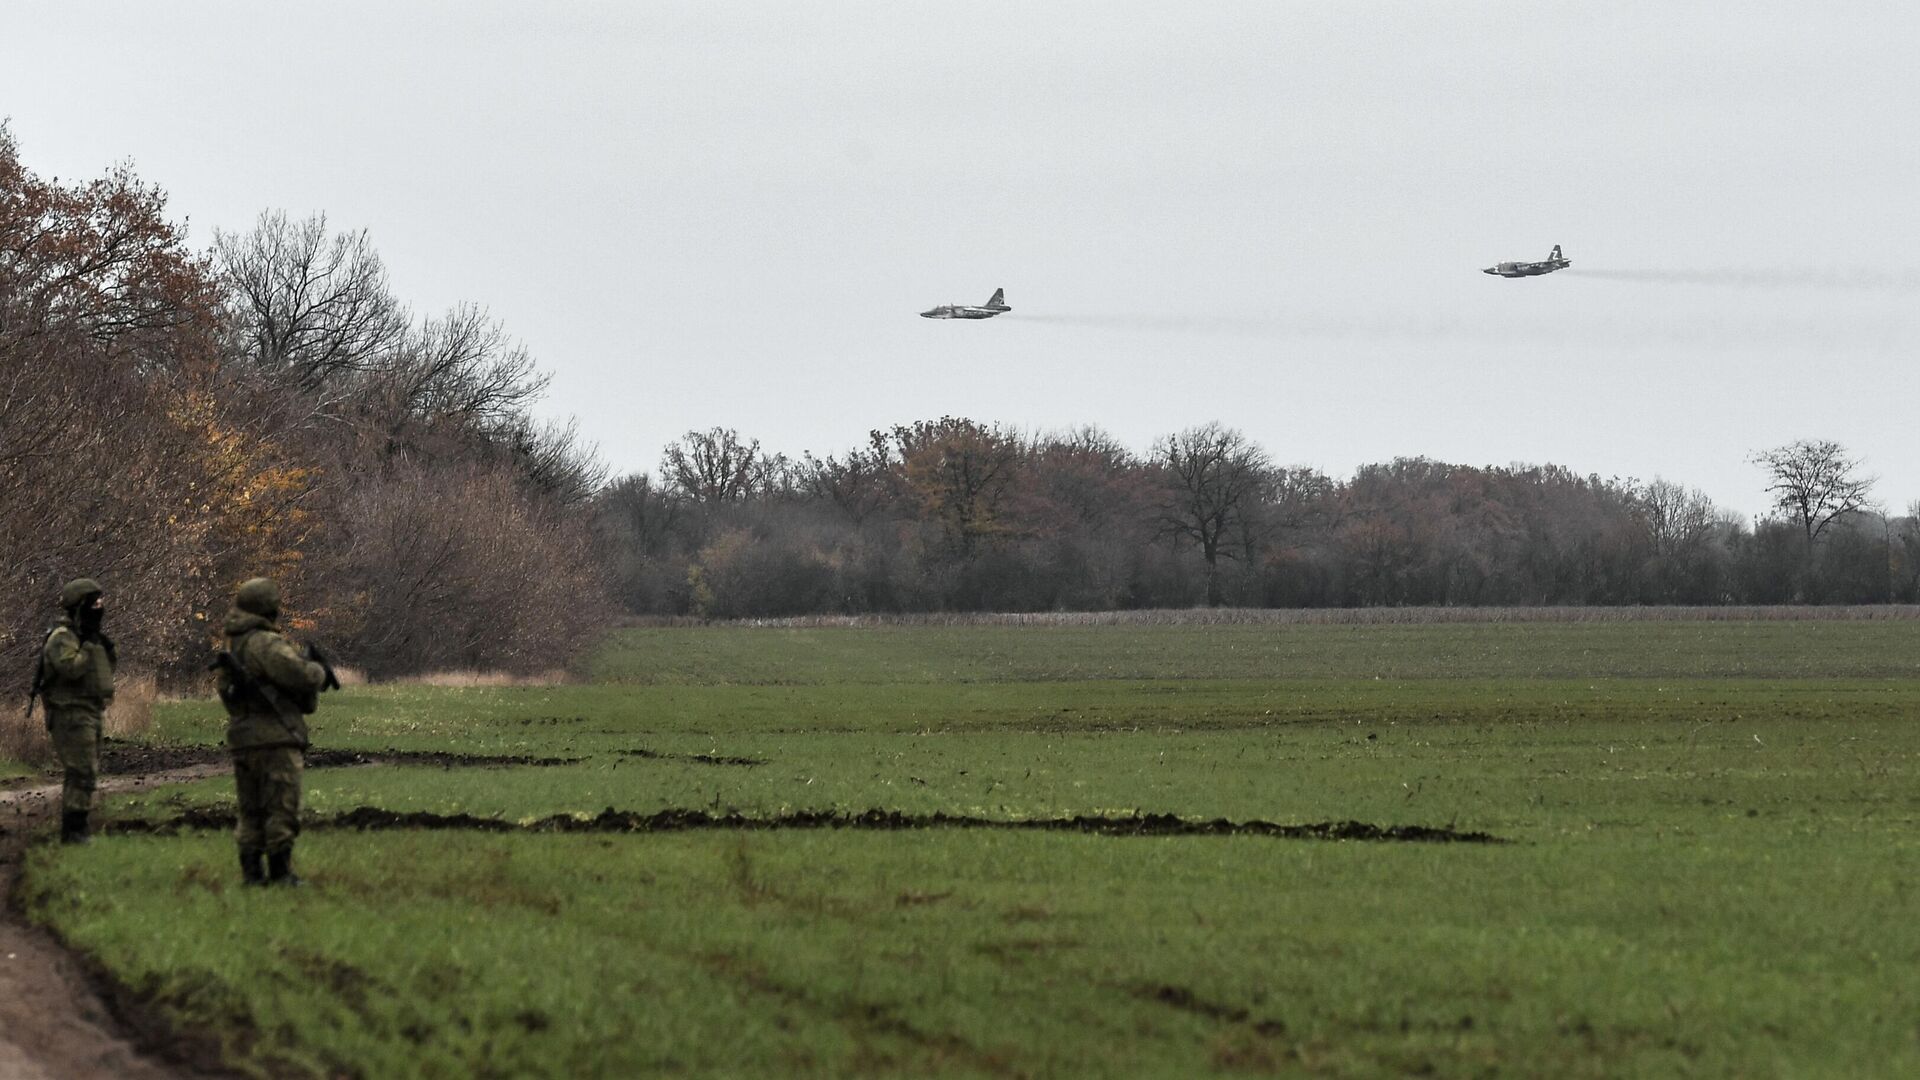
[0,765,225,1080]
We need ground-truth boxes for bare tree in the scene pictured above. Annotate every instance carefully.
[799,431,898,526]
[482,416,606,507]
[1153,423,1271,606]
[360,303,548,444]
[335,463,605,677]
[1898,501,1920,601]
[1750,439,1875,562]
[1635,478,1717,559]
[597,474,681,554]
[212,211,409,393]
[661,428,784,502]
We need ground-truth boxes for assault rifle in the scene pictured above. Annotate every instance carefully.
[306,644,343,692]
[210,648,316,751]
[25,653,44,720]
[23,626,57,721]
[211,643,338,719]
[208,650,261,714]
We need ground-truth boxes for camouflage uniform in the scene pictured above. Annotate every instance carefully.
[216,578,324,886]
[39,578,115,843]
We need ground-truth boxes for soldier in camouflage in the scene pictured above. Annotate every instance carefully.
[38,578,116,843]
[216,577,325,886]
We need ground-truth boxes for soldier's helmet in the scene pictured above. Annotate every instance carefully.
[59,578,103,610]
[234,577,281,617]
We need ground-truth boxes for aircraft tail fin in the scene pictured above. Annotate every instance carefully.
[1549,245,1564,262]
[985,287,1006,309]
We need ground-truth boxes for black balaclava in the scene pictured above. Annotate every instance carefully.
[77,595,105,637]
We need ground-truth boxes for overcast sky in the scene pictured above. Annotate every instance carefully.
[6,2,1915,519]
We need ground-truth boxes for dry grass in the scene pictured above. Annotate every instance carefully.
[164,665,367,704]
[1,673,158,768]
[622,604,1920,630]
[0,704,54,768]
[103,673,157,739]
[391,669,573,688]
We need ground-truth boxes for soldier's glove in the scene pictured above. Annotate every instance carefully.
[96,633,116,666]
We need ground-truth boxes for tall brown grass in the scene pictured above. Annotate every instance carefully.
[0,673,158,770]
[395,669,572,688]
[0,702,53,768]
[103,673,158,739]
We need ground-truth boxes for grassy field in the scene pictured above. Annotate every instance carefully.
[17,621,1920,1077]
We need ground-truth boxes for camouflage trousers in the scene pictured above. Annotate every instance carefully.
[46,708,101,815]
[232,745,304,855]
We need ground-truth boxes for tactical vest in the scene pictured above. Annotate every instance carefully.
[223,628,312,751]
[40,625,115,712]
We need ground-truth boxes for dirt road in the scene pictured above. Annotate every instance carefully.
[0,764,226,1080]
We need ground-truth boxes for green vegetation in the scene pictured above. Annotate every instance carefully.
[21,621,1920,1077]
[591,620,1920,683]
[118,676,1920,833]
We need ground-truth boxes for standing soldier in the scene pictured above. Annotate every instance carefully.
[215,578,327,886]
[37,578,116,844]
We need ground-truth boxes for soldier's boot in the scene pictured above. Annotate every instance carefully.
[239,850,267,886]
[266,850,303,888]
[59,810,90,845]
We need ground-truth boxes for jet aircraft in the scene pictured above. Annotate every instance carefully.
[920,288,1011,319]
[1483,245,1570,277]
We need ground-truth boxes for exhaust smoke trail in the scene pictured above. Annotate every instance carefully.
[1575,267,1920,291]
[1008,309,1911,351]
[1014,313,1285,335]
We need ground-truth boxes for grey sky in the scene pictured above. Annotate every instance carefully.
[6,2,1915,520]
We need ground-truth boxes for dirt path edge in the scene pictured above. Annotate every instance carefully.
[0,765,233,1080]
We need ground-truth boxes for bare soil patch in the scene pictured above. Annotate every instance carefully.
[0,766,231,1080]
[619,747,767,767]
[0,743,576,1078]
[0,741,579,788]
[305,748,578,769]
[111,805,1508,843]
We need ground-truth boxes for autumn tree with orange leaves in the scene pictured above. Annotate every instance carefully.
[0,122,242,673]
[1,127,606,683]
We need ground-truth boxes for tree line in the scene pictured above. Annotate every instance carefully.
[4,131,1912,687]
[597,423,1917,618]
[0,128,604,682]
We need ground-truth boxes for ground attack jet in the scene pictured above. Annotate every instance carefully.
[1483,245,1570,277]
[920,288,1011,319]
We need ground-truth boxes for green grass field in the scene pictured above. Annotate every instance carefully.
[17,621,1920,1077]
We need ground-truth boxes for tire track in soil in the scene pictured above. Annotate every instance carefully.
[694,950,1026,1079]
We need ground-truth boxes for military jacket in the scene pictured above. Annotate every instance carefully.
[220,610,323,751]
[40,616,116,712]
